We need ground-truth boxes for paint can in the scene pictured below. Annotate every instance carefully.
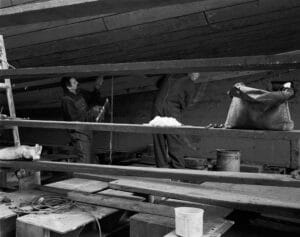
[175,207,204,237]
[216,149,241,172]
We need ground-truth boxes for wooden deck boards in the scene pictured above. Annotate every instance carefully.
[44,178,108,193]
[109,179,300,218]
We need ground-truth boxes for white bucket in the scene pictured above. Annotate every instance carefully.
[175,207,204,237]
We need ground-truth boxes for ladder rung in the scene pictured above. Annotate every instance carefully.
[0,83,8,89]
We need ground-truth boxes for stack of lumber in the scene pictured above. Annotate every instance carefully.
[0,178,234,237]
[1,160,300,236]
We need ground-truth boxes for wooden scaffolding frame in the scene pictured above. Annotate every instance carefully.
[0,35,299,186]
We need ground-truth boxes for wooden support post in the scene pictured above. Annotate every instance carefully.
[0,205,17,237]
[0,169,7,188]
[290,138,300,170]
[18,170,41,191]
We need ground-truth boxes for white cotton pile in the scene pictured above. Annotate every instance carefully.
[148,116,182,127]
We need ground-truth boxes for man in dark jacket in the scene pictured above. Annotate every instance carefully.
[60,76,103,163]
[152,73,198,168]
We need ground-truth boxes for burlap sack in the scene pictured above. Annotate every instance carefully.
[225,83,294,130]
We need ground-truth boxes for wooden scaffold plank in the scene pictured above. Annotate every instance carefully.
[109,179,300,218]
[0,160,299,187]
[0,54,299,79]
[1,119,300,140]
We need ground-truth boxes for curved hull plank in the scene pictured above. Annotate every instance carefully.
[1,0,206,27]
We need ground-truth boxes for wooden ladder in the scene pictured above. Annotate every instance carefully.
[0,35,20,146]
[0,35,21,187]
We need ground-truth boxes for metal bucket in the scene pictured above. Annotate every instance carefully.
[216,149,241,172]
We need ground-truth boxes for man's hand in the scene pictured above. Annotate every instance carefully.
[92,105,102,113]
[95,76,104,90]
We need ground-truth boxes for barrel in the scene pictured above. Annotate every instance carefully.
[216,149,241,172]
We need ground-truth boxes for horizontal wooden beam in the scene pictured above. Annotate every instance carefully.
[109,179,300,218]
[0,54,299,79]
[0,160,299,187]
[1,119,300,140]
[68,191,175,218]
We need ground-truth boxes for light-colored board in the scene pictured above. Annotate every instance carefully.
[99,189,145,201]
[200,182,300,204]
[0,204,16,220]
[109,179,300,218]
[16,204,117,234]
[44,178,108,193]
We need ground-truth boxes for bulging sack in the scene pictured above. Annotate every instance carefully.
[225,83,294,131]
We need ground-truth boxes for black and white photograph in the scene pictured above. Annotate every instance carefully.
[0,0,299,236]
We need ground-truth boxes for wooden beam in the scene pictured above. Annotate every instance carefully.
[0,0,252,27]
[0,54,300,79]
[67,191,232,224]
[109,179,300,218]
[1,119,300,140]
[68,191,176,218]
[0,160,299,187]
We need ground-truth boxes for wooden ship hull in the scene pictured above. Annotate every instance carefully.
[0,0,300,168]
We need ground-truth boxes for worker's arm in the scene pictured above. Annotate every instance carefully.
[185,79,197,108]
[81,77,104,106]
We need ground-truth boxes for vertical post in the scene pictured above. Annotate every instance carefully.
[290,138,300,170]
[0,35,20,146]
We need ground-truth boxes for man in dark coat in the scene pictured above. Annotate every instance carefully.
[60,76,103,163]
[152,73,198,168]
